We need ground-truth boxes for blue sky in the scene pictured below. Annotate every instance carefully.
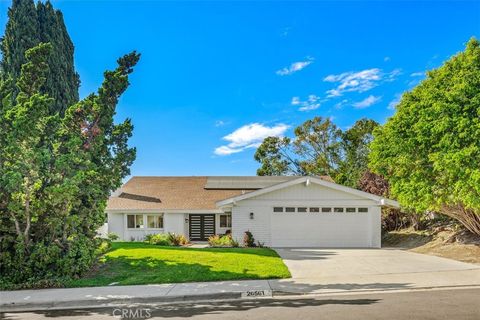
[1,1,479,176]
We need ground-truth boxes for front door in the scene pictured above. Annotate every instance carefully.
[189,214,216,241]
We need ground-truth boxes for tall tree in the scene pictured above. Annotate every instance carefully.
[1,0,79,115]
[0,43,139,286]
[254,117,378,188]
[254,117,342,177]
[369,38,480,235]
[336,118,379,187]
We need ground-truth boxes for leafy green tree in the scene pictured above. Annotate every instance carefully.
[336,118,379,187]
[254,117,377,187]
[0,43,139,287]
[1,0,79,115]
[254,117,342,176]
[369,38,480,235]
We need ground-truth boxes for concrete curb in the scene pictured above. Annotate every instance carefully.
[0,292,243,312]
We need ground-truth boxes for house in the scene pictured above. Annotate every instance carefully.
[106,176,399,247]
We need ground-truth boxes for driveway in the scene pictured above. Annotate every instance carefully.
[270,248,480,295]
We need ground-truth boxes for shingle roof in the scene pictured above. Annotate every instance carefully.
[106,176,333,211]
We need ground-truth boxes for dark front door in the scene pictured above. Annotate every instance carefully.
[189,214,216,241]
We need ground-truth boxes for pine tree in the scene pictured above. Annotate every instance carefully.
[0,0,79,115]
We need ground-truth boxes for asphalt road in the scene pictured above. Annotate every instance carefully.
[2,288,479,320]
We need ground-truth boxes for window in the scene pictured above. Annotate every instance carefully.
[334,207,344,213]
[309,207,320,213]
[285,207,295,212]
[220,214,232,228]
[127,214,144,229]
[273,207,284,212]
[358,207,369,213]
[346,208,356,213]
[147,215,163,229]
[297,207,307,212]
[321,207,332,213]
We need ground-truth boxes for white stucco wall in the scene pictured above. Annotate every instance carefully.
[231,182,381,248]
[107,212,188,241]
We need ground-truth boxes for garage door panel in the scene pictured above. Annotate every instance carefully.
[271,213,371,247]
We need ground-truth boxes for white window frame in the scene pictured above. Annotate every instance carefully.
[126,214,145,229]
[146,214,164,230]
[219,214,232,228]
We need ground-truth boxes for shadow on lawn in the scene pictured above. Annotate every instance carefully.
[110,242,281,257]
[3,297,381,319]
[71,254,286,287]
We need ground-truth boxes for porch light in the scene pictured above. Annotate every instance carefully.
[185,218,189,223]
[250,212,254,219]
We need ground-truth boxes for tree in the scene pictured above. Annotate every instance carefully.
[369,38,480,235]
[254,117,342,177]
[0,43,139,287]
[1,0,79,115]
[336,118,378,187]
[254,117,378,188]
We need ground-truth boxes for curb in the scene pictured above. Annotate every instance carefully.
[0,292,243,313]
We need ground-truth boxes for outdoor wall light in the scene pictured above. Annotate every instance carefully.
[184,218,189,223]
[250,212,254,219]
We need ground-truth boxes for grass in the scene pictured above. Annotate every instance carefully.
[68,242,291,287]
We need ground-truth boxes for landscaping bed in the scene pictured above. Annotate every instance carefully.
[383,228,480,264]
[68,242,291,287]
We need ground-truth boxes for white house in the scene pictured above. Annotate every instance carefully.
[106,176,399,248]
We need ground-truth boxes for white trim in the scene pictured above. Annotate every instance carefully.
[108,209,224,214]
[216,176,400,208]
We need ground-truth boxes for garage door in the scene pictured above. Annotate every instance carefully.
[270,206,373,247]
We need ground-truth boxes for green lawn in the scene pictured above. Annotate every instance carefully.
[68,242,291,287]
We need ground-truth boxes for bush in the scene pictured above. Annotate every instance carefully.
[107,232,119,241]
[208,235,239,247]
[145,233,188,246]
[145,233,171,246]
[243,231,256,247]
[168,233,189,246]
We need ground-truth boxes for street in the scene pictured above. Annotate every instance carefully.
[2,287,479,320]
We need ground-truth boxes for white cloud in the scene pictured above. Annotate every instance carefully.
[215,120,226,127]
[291,94,321,111]
[324,68,401,97]
[276,58,314,76]
[384,56,391,62]
[291,96,300,105]
[410,72,424,77]
[334,99,349,109]
[388,93,402,110]
[214,123,289,156]
[352,95,382,109]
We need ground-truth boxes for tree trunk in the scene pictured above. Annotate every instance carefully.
[442,204,480,236]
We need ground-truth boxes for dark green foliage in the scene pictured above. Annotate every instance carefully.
[0,43,139,289]
[1,0,79,115]
[243,231,256,247]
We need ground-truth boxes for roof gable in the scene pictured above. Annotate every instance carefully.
[216,176,400,208]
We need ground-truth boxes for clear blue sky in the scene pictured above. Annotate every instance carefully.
[1,1,479,176]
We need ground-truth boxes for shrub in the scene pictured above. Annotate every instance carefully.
[208,235,239,247]
[243,231,256,247]
[145,234,171,246]
[168,233,189,246]
[107,232,119,241]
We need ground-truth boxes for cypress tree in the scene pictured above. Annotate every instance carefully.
[1,0,79,115]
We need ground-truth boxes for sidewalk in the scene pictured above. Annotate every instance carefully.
[2,268,480,312]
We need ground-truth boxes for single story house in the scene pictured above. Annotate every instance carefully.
[106,176,399,248]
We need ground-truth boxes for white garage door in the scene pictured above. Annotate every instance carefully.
[270,207,373,247]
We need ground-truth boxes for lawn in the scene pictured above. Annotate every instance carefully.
[68,242,291,287]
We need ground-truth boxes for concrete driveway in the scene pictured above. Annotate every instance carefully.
[270,248,480,295]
